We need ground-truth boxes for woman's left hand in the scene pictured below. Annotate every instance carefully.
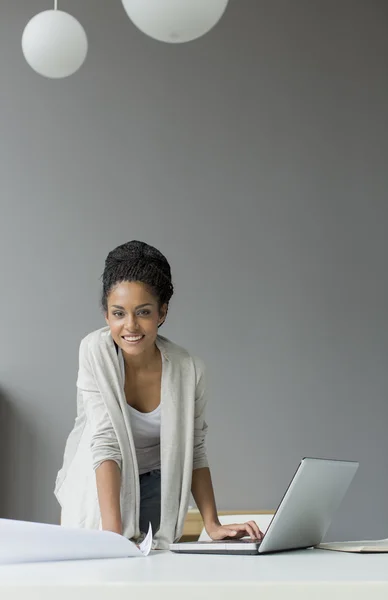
[206,521,264,541]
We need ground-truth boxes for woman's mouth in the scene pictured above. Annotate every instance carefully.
[122,335,145,345]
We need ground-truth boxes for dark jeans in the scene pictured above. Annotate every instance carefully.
[139,468,161,535]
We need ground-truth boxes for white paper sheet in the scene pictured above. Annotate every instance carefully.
[317,538,388,553]
[139,523,153,555]
[0,518,153,565]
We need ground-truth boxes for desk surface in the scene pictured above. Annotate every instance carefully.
[1,549,387,600]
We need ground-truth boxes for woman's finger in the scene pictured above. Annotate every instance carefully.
[231,522,256,539]
[246,520,261,539]
[218,523,264,541]
[244,523,256,539]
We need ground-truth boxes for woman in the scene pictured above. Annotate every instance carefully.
[55,240,263,548]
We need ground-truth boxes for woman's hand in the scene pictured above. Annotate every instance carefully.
[206,520,264,541]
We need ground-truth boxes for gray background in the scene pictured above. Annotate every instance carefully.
[0,0,387,541]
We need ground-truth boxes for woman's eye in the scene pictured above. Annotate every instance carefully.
[113,311,124,318]
[138,310,151,316]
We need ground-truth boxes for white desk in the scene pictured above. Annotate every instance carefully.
[0,549,387,600]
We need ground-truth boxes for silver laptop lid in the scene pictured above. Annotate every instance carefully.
[259,457,359,553]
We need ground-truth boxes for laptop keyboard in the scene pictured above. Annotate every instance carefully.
[220,539,261,545]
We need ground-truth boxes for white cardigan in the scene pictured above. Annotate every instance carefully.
[54,327,209,549]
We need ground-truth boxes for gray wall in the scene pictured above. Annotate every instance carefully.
[0,0,387,541]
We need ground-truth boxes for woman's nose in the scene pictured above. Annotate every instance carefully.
[125,314,139,331]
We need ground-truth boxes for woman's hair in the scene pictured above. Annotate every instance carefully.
[101,241,174,321]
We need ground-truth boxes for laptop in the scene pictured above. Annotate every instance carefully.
[170,457,359,555]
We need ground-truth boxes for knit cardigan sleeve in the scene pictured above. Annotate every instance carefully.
[192,357,209,470]
[77,337,122,471]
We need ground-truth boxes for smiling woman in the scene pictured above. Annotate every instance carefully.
[54,240,263,548]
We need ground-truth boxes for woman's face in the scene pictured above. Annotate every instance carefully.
[105,281,167,359]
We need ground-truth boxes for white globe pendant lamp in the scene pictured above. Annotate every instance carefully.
[121,0,229,44]
[22,0,88,78]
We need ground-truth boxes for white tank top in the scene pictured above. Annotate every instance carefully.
[118,349,161,475]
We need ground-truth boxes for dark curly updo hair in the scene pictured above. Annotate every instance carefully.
[101,241,174,325]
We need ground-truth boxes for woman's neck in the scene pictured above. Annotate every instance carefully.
[123,343,160,373]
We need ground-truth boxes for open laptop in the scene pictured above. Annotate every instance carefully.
[170,457,359,555]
